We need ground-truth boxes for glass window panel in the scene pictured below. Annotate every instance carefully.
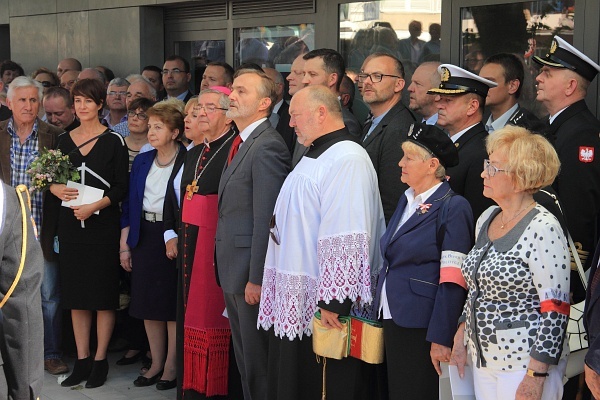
[234,24,315,69]
[461,1,574,115]
[339,1,442,76]
[176,40,226,95]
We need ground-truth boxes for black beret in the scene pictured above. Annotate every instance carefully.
[407,123,459,168]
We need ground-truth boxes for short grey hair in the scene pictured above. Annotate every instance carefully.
[7,76,43,102]
[128,77,157,99]
[125,74,144,83]
[108,77,130,88]
[199,88,230,110]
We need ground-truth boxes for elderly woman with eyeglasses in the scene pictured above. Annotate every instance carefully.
[375,123,474,400]
[120,99,187,390]
[124,97,156,171]
[451,126,570,400]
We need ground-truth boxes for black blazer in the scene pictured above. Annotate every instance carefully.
[543,100,600,265]
[162,143,188,239]
[445,122,494,222]
[274,101,296,154]
[361,100,416,223]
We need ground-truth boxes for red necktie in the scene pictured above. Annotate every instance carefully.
[227,135,243,165]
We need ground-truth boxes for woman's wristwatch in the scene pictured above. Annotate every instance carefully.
[526,369,549,378]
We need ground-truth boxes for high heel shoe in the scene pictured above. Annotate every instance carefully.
[85,359,109,388]
[133,370,163,387]
[61,356,93,387]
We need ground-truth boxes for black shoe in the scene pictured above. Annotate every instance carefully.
[134,370,163,387]
[61,356,93,387]
[85,359,109,388]
[116,351,143,366]
[156,378,177,390]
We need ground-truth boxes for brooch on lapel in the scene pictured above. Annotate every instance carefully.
[416,203,432,215]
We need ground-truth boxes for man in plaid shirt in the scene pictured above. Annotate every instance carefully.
[0,76,66,375]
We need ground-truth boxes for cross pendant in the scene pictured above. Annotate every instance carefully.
[186,180,199,200]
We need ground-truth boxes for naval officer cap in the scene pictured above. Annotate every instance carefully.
[427,64,497,97]
[407,122,459,168]
[533,36,600,82]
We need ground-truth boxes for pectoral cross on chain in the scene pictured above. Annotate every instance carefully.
[186,180,199,200]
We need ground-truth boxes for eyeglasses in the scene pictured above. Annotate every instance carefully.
[127,111,148,120]
[483,159,508,177]
[107,91,127,97]
[357,73,401,83]
[269,214,280,245]
[38,81,54,88]
[162,68,186,76]
[194,104,228,114]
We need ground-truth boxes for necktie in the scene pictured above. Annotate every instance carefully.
[227,135,243,165]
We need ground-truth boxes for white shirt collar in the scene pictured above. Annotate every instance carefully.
[272,99,283,115]
[395,181,443,235]
[424,113,439,125]
[486,103,519,133]
[239,117,268,142]
[450,123,478,143]
[549,106,569,124]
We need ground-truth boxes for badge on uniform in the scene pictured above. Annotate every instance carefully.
[579,146,594,163]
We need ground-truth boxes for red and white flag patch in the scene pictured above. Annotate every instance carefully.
[579,146,594,163]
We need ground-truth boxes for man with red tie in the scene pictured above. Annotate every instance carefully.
[215,68,290,400]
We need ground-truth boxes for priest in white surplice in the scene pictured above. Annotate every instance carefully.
[257,85,385,400]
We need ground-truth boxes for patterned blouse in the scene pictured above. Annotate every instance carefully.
[461,205,570,370]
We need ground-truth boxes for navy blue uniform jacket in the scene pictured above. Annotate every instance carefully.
[376,181,474,347]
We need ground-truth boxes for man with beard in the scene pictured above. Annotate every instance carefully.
[216,69,290,400]
[359,53,416,223]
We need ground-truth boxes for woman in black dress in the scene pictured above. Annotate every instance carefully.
[50,79,129,388]
[120,99,186,390]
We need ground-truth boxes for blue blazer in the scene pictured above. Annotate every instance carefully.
[375,181,474,347]
[121,145,186,248]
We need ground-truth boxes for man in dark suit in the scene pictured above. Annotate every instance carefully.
[162,55,194,102]
[216,69,290,400]
[264,67,295,153]
[479,53,542,133]
[359,52,416,223]
[533,36,600,279]
[0,76,67,375]
[428,64,497,221]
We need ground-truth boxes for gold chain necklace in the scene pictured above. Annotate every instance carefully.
[500,200,536,229]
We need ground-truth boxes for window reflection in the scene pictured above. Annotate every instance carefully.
[339,1,442,74]
[461,0,575,114]
[234,24,315,68]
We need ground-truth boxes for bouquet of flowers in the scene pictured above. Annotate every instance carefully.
[27,149,80,192]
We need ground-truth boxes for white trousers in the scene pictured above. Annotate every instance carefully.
[472,357,567,400]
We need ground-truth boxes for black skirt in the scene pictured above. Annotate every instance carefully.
[129,219,177,321]
[59,241,120,310]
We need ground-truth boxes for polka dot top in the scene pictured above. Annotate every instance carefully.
[461,204,570,370]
